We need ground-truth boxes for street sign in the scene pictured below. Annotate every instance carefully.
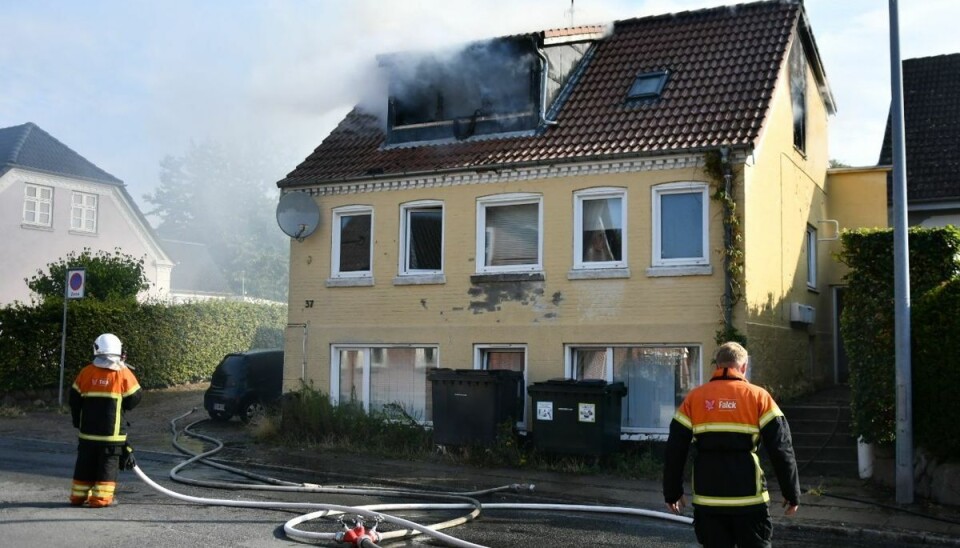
[66,268,85,299]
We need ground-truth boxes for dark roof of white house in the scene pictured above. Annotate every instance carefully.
[0,122,123,184]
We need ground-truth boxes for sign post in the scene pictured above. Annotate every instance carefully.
[58,268,86,407]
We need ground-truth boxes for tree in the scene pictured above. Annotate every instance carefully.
[26,248,149,303]
[144,140,291,302]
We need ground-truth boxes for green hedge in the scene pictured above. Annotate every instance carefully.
[912,279,960,459]
[839,226,960,445]
[0,299,286,391]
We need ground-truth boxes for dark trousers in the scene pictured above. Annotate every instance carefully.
[693,507,772,548]
[70,441,121,507]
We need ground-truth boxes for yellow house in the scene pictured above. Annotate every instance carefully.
[276,0,887,438]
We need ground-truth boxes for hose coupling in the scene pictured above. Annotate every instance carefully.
[335,515,382,546]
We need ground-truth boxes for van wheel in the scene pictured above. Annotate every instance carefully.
[208,410,232,421]
[240,399,265,424]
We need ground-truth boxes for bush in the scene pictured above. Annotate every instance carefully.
[912,279,960,459]
[838,226,960,445]
[0,299,286,392]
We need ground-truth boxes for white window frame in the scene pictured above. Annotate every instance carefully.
[806,224,817,289]
[399,200,444,276]
[331,205,374,279]
[330,344,440,420]
[564,343,702,435]
[652,182,709,267]
[475,193,543,274]
[573,187,627,270]
[473,343,528,427]
[71,191,98,233]
[23,183,53,227]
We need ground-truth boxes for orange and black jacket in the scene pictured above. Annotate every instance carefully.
[69,364,142,444]
[663,367,800,513]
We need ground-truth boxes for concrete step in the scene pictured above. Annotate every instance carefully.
[786,418,853,436]
[797,459,860,478]
[781,405,852,422]
[793,445,858,462]
[791,431,858,448]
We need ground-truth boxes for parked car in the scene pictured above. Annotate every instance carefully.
[203,349,283,423]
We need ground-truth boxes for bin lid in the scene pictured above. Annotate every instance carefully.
[528,379,627,396]
[427,368,522,382]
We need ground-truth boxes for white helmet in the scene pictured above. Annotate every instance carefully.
[93,333,123,357]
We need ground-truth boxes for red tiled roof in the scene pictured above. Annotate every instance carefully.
[879,53,960,204]
[280,0,800,188]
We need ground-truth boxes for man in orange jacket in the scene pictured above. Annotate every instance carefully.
[663,341,800,547]
[68,333,141,508]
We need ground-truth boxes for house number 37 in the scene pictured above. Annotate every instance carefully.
[305,300,314,308]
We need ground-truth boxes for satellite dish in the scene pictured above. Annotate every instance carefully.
[276,192,321,241]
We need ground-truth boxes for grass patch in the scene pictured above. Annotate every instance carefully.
[269,384,665,481]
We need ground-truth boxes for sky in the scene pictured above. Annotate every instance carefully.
[2,0,958,211]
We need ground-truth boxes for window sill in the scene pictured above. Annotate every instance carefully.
[807,285,820,295]
[68,230,98,237]
[645,265,712,277]
[470,272,544,284]
[393,273,446,286]
[567,268,630,280]
[326,276,374,287]
[20,223,53,232]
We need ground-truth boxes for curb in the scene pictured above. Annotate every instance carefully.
[780,521,960,546]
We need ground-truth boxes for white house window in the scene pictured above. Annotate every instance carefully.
[806,224,817,289]
[332,206,373,278]
[332,345,439,422]
[476,193,542,273]
[400,201,443,275]
[652,182,709,266]
[789,39,807,153]
[71,191,98,233]
[574,188,626,269]
[23,184,53,227]
[568,344,701,433]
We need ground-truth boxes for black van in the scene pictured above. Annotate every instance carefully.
[203,349,283,423]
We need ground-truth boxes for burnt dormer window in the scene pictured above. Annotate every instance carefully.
[383,37,540,145]
[627,70,669,101]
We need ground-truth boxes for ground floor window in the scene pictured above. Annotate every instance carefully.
[567,344,700,433]
[474,344,527,425]
[331,345,438,422]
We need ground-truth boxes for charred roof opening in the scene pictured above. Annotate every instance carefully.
[381,37,541,146]
[626,70,669,101]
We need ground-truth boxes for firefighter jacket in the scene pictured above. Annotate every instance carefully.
[663,367,800,513]
[69,363,142,444]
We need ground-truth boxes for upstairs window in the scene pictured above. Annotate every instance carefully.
[332,206,373,278]
[806,224,817,289]
[574,188,626,269]
[476,194,542,273]
[23,184,53,227]
[383,37,540,145]
[627,70,669,101]
[400,201,443,275]
[789,40,807,152]
[652,182,709,266]
[71,191,98,233]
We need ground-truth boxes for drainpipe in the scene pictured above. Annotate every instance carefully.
[286,323,308,382]
[719,147,735,333]
[534,39,559,126]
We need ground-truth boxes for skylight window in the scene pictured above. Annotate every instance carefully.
[627,70,669,100]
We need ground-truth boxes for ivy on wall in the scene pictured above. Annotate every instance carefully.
[704,149,747,347]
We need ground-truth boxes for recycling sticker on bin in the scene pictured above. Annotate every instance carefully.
[578,403,596,423]
[536,401,553,421]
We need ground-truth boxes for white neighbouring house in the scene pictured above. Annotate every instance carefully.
[0,122,174,304]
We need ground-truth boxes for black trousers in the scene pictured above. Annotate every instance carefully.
[693,507,772,548]
[71,441,121,506]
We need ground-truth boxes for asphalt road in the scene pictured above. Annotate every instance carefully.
[0,436,927,547]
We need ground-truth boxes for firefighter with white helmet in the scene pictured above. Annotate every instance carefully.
[68,333,141,507]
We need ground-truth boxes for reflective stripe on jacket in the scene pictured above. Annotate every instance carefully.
[69,364,141,443]
[663,367,800,513]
